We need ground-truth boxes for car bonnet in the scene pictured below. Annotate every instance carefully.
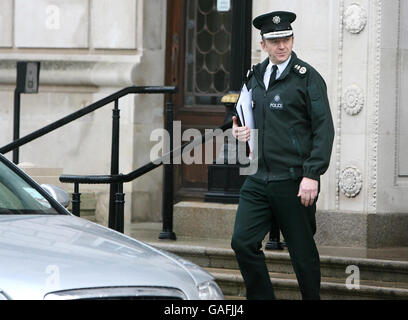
[0,215,203,299]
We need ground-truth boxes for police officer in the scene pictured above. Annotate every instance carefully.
[231,11,335,300]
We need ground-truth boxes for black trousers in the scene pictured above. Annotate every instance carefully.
[231,176,320,300]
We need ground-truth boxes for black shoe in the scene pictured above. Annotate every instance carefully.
[265,240,286,251]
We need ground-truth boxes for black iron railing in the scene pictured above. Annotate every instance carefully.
[59,119,233,237]
[0,86,179,237]
[0,83,238,239]
[0,86,176,155]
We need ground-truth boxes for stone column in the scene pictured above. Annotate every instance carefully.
[373,0,408,247]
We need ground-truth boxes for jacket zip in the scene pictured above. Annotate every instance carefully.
[262,84,279,180]
[262,94,271,181]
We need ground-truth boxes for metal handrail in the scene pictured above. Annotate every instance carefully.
[0,81,237,240]
[0,85,178,237]
[60,120,233,185]
[0,86,176,155]
[59,119,234,237]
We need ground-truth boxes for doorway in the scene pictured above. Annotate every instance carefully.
[165,0,252,201]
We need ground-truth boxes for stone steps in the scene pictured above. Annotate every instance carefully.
[148,241,408,284]
[144,240,408,300]
[67,192,97,222]
[152,200,408,299]
[208,267,408,300]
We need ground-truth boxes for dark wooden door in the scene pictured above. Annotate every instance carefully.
[165,0,234,201]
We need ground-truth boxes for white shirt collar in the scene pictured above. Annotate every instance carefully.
[266,55,292,78]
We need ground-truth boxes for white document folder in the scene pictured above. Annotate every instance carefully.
[235,84,255,158]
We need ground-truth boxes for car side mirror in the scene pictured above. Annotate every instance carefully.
[41,184,70,208]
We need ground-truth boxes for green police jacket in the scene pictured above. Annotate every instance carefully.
[246,51,335,182]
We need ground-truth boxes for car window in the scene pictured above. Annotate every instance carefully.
[0,161,58,215]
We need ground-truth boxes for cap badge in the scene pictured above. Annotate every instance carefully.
[272,16,281,24]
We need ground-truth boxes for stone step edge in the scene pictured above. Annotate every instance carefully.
[148,242,408,274]
[210,270,408,299]
[207,267,408,290]
[148,242,408,284]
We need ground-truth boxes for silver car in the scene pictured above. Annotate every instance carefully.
[0,154,224,300]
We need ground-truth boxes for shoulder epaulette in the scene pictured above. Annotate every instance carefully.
[292,63,308,78]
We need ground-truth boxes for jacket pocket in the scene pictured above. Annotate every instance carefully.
[289,127,303,160]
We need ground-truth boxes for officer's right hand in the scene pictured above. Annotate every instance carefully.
[232,116,251,142]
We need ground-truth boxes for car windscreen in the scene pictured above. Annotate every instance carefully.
[0,161,58,215]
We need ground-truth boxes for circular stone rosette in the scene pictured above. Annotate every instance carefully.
[342,85,365,116]
[344,3,367,34]
[339,166,363,198]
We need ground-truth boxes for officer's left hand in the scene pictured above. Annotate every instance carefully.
[297,177,318,207]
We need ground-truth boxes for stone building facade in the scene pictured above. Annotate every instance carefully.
[0,0,406,248]
[0,0,167,232]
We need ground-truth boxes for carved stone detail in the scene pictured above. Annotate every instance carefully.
[335,0,345,209]
[344,3,367,34]
[367,0,382,211]
[339,166,363,198]
[342,85,365,116]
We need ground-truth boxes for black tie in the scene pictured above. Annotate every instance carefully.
[269,65,278,89]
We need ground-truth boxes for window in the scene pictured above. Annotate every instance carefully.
[0,161,58,215]
[185,0,233,106]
